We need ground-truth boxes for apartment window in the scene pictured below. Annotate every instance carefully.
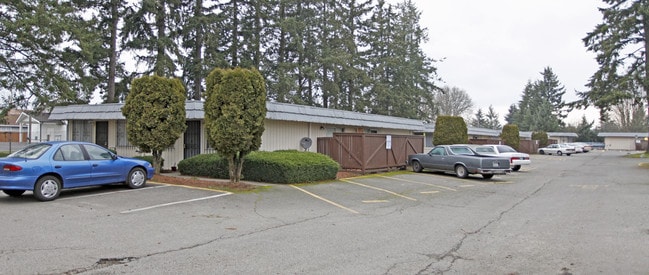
[71,121,92,142]
[116,120,132,146]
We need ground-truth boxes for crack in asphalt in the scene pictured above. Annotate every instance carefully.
[416,180,551,274]
[58,214,328,274]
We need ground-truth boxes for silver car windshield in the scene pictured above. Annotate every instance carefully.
[450,146,474,155]
[497,145,516,153]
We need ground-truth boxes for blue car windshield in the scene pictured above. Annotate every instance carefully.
[7,143,52,159]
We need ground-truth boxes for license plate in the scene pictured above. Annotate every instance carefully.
[492,162,500,167]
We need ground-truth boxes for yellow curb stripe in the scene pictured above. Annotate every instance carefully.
[341,179,417,201]
[379,176,457,191]
[290,185,359,214]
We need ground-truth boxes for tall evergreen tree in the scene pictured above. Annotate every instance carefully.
[178,0,221,100]
[578,0,649,124]
[0,0,93,110]
[471,109,488,128]
[509,68,566,132]
[485,105,502,130]
[75,0,129,103]
[504,104,519,125]
[575,115,598,141]
[121,0,183,77]
[364,0,438,119]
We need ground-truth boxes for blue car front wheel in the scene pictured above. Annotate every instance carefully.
[127,167,147,189]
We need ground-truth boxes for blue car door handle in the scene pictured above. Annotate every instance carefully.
[54,165,61,168]
[92,164,99,167]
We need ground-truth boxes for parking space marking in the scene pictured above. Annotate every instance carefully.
[420,191,440,194]
[362,200,389,203]
[570,184,609,190]
[341,179,417,201]
[290,185,359,214]
[459,184,474,188]
[380,176,458,191]
[120,193,232,214]
[58,185,170,201]
[153,182,230,193]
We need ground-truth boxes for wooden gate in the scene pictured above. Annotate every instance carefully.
[318,133,424,173]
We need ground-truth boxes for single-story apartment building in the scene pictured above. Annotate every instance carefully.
[48,101,425,168]
[47,101,581,167]
[597,132,649,151]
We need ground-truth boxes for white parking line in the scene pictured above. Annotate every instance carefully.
[342,179,417,201]
[290,185,359,214]
[380,176,458,191]
[58,185,170,201]
[120,193,232,214]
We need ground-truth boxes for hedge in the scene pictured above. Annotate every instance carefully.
[178,150,340,184]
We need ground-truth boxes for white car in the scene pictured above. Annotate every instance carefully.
[537,143,575,156]
[473,144,531,172]
[569,142,592,152]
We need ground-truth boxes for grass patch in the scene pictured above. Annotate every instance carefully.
[626,152,649,158]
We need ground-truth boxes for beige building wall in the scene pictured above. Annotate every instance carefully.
[604,137,635,150]
[66,119,418,168]
[260,120,325,152]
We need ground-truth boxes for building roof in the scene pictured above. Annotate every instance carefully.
[49,101,425,131]
[467,126,500,137]
[597,132,649,138]
[547,132,579,138]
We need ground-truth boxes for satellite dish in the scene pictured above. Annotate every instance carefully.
[300,137,313,150]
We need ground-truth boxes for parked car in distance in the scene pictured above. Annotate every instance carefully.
[570,142,592,152]
[537,143,576,156]
[0,141,155,201]
[586,142,605,150]
[566,143,584,153]
[407,144,511,179]
[472,144,531,172]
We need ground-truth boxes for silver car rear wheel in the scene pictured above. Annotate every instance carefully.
[455,165,468,178]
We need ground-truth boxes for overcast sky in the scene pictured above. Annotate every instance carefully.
[404,0,604,125]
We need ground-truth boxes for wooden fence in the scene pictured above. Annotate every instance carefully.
[318,133,424,173]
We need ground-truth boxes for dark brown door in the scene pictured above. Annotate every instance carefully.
[95,121,109,148]
[184,121,201,159]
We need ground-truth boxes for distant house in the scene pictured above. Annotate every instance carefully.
[547,132,578,144]
[48,101,426,168]
[1,109,66,143]
[597,132,648,151]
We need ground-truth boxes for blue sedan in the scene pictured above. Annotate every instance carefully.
[0,141,155,201]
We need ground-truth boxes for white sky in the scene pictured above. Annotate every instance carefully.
[406,0,604,125]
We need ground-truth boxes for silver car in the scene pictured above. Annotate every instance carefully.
[537,143,576,156]
[407,144,511,179]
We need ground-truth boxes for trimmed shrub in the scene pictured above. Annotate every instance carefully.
[433,116,468,145]
[242,150,339,183]
[177,150,340,184]
[177,153,230,179]
[500,124,520,150]
[532,131,549,148]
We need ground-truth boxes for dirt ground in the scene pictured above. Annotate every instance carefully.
[151,171,360,192]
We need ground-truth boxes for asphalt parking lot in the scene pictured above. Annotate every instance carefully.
[1,150,648,274]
